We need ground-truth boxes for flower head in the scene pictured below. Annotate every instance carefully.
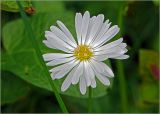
[43,11,129,95]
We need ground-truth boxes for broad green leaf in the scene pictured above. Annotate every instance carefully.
[1,71,30,105]
[2,12,113,98]
[1,1,31,12]
[33,1,65,13]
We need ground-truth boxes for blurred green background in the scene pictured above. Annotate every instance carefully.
[1,0,159,113]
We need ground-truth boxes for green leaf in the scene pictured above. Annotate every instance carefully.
[1,1,31,12]
[33,1,65,13]
[1,71,30,105]
[2,12,112,98]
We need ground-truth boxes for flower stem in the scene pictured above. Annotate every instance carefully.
[116,61,128,112]
[16,1,68,113]
[116,6,128,112]
[88,87,92,113]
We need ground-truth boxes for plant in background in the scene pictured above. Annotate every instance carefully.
[1,0,159,113]
[43,11,129,95]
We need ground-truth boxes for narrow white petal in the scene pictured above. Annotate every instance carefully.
[87,62,95,79]
[94,45,127,56]
[51,61,79,79]
[46,57,75,66]
[43,40,56,49]
[85,16,96,44]
[83,61,95,87]
[50,26,77,47]
[75,13,83,44]
[45,31,73,53]
[57,20,77,45]
[90,59,104,73]
[94,44,127,61]
[79,76,87,95]
[95,72,110,86]
[94,38,123,51]
[91,78,96,88]
[113,55,129,59]
[49,60,79,72]
[71,62,83,84]
[84,62,92,86]
[90,59,114,77]
[119,43,127,49]
[43,53,73,61]
[86,14,104,45]
[100,62,114,77]
[43,39,67,52]
[93,25,120,48]
[90,20,111,46]
[94,52,125,61]
[81,11,90,44]
[61,66,77,92]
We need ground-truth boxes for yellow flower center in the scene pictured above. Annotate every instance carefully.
[74,45,93,61]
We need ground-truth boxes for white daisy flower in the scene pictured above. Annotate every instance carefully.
[43,11,129,95]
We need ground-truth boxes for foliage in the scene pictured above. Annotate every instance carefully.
[1,1,159,113]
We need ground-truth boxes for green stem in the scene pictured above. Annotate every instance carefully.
[88,87,92,113]
[16,1,68,113]
[116,6,128,112]
[116,61,128,112]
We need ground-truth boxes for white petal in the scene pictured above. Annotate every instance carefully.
[94,46,127,61]
[43,39,66,51]
[46,57,75,66]
[49,60,79,72]
[90,59,104,73]
[94,38,123,51]
[119,43,127,49]
[81,11,90,44]
[51,61,79,79]
[90,59,114,77]
[94,52,124,61]
[43,40,56,49]
[83,61,95,86]
[43,53,73,61]
[71,62,84,84]
[94,45,127,56]
[90,20,111,46]
[91,78,96,88]
[86,14,104,45]
[75,13,83,44]
[50,26,77,47]
[113,55,129,59]
[95,71,110,86]
[83,62,91,86]
[85,16,96,44]
[45,31,73,53]
[61,66,77,92]
[99,62,114,77]
[93,25,120,48]
[79,76,87,95]
[87,62,95,79]
[57,20,77,45]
